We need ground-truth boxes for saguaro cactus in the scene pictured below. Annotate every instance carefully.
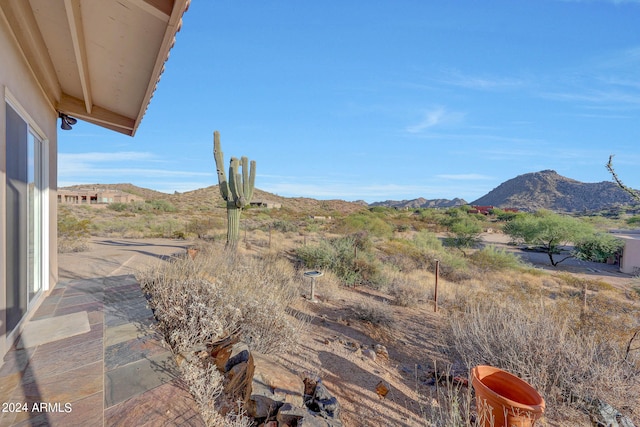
[213,130,256,247]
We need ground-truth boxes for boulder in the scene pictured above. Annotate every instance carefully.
[246,353,305,419]
[307,381,340,419]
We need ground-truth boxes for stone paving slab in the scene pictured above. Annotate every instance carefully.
[16,311,90,349]
[104,351,179,407]
[0,238,204,426]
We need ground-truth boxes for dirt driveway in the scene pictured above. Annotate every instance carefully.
[480,232,635,289]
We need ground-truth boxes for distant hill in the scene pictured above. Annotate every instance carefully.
[471,170,638,212]
[59,183,367,216]
[369,197,467,209]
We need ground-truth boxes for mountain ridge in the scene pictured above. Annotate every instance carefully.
[61,170,639,214]
[471,169,638,212]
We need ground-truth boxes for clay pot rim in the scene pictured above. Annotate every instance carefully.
[471,365,545,412]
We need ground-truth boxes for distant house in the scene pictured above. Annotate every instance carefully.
[250,199,282,209]
[611,230,640,275]
[470,205,494,215]
[469,205,519,215]
[58,188,143,205]
[1,0,190,360]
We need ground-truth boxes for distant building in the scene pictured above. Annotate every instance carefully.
[611,230,640,275]
[58,188,143,205]
[469,205,519,215]
[250,199,282,209]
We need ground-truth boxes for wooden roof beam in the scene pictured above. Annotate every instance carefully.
[63,0,93,114]
[0,0,61,107]
[57,94,135,136]
[124,0,173,22]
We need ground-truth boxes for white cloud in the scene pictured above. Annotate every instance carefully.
[436,174,494,181]
[438,70,525,90]
[406,107,465,133]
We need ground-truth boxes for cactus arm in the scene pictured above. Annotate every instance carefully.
[241,156,250,201]
[229,157,245,207]
[213,131,229,201]
[247,160,256,203]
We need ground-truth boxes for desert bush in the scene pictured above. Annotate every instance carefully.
[388,275,427,307]
[58,208,91,252]
[338,212,394,238]
[469,245,526,272]
[413,230,444,251]
[270,219,298,233]
[295,236,359,285]
[350,298,394,328]
[138,243,306,355]
[148,199,177,212]
[447,298,640,420]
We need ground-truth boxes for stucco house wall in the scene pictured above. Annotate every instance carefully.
[616,231,640,275]
[1,15,58,359]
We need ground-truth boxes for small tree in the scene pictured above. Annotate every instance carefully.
[575,232,624,263]
[442,216,483,255]
[504,210,593,266]
[213,131,256,248]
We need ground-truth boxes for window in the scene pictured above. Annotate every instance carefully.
[5,99,47,334]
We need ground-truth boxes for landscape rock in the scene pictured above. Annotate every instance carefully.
[276,402,308,425]
[362,349,376,361]
[223,355,255,403]
[307,381,340,419]
[374,344,389,362]
[210,334,240,371]
[246,353,305,419]
[587,398,636,427]
[225,342,250,372]
[375,380,390,399]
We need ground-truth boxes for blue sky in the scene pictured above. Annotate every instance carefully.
[58,0,640,203]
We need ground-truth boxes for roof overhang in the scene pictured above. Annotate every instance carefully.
[0,0,190,136]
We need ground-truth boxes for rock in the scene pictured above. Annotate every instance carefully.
[224,355,255,402]
[210,334,240,372]
[308,381,340,419]
[374,344,389,362]
[587,398,636,427]
[375,381,390,399]
[276,402,308,425]
[246,353,305,419]
[224,342,250,372]
[362,349,376,361]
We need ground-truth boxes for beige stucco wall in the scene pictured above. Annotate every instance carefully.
[619,233,640,275]
[0,13,58,359]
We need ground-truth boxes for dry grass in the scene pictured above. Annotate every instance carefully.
[446,295,640,422]
[139,242,307,355]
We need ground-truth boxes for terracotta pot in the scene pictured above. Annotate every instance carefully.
[471,365,545,427]
[187,248,198,259]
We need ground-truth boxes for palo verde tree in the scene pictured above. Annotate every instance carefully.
[213,130,256,248]
[504,210,594,266]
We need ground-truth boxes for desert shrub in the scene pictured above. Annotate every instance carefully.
[147,199,177,212]
[447,299,640,420]
[413,230,444,251]
[354,255,388,289]
[388,276,427,307]
[379,240,423,272]
[296,235,386,287]
[626,215,640,226]
[271,219,298,233]
[350,298,394,327]
[138,243,306,355]
[469,245,526,272]
[339,212,394,238]
[574,232,624,263]
[295,236,359,285]
[58,209,91,252]
[107,202,129,212]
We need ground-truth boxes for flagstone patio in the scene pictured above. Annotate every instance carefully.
[0,239,205,426]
